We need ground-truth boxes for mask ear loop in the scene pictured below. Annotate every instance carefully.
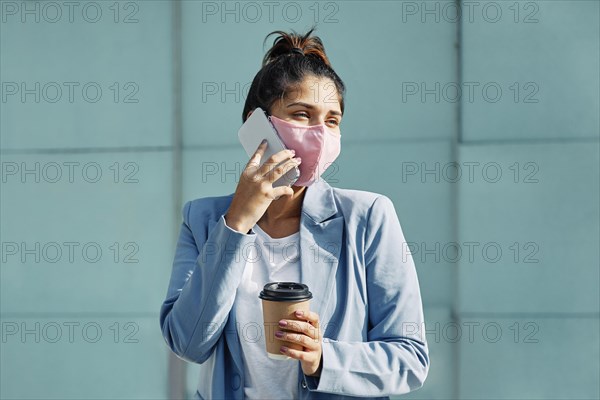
[265,112,273,124]
[266,113,285,143]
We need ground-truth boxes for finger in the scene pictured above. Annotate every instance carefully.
[280,345,314,362]
[258,148,296,177]
[276,330,320,350]
[280,320,319,340]
[242,140,269,182]
[246,139,268,169]
[271,186,295,200]
[294,310,320,331]
[265,157,301,184]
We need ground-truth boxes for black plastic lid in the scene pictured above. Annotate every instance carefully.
[258,282,312,302]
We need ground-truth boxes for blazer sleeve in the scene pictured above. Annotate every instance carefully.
[304,195,430,396]
[159,200,257,364]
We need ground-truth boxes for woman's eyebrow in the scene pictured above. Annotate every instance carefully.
[286,102,342,117]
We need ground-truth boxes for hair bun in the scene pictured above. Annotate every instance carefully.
[262,27,331,68]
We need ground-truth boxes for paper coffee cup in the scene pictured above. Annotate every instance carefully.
[259,282,313,360]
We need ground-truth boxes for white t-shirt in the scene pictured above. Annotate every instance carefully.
[234,223,301,399]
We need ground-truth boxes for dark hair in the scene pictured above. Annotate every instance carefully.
[242,26,346,122]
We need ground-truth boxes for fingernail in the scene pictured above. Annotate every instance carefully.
[295,310,304,317]
[280,346,288,353]
[275,331,284,338]
[279,320,287,327]
[295,157,302,164]
[289,149,295,155]
[261,139,267,144]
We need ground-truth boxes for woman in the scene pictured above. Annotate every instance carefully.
[159,27,429,399]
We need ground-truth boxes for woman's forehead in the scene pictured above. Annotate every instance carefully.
[282,77,342,111]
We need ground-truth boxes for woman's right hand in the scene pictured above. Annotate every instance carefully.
[224,140,302,233]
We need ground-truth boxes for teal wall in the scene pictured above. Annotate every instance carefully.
[1,1,598,399]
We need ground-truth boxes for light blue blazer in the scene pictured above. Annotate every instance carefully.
[159,179,429,399]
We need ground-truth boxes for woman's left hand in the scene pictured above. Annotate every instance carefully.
[277,310,323,377]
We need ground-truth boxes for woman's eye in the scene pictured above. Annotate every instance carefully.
[293,112,339,126]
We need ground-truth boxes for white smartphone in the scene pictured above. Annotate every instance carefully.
[238,107,300,187]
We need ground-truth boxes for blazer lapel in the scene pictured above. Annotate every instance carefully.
[207,216,218,233]
[299,179,343,325]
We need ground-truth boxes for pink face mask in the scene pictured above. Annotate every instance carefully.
[268,114,341,186]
